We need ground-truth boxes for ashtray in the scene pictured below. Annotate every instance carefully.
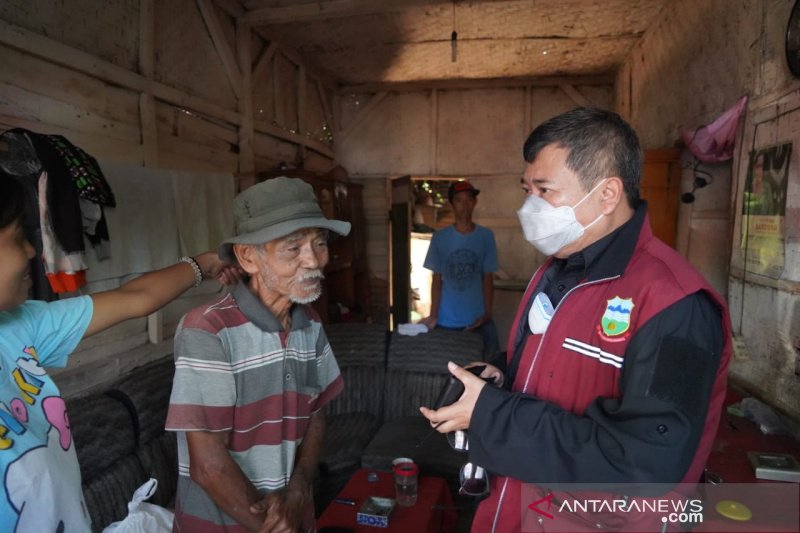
[356,496,396,528]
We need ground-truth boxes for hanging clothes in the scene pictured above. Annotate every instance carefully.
[38,171,89,292]
[0,128,116,295]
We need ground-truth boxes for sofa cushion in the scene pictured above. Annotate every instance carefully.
[109,357,175,445]
[66,393,137,483]
[360,416,466,491]
[320,412,382,474]
[136,431,178,508]
[384,329,483,421]
[82,453,149,532]
[324,323,387,420]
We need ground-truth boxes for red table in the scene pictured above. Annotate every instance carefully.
[692,386,800,532]
[317,468,458,533]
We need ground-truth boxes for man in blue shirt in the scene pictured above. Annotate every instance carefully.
[421,181,499,357]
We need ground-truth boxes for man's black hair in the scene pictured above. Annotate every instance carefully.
[523,107,643,206]
[0,175,26,231]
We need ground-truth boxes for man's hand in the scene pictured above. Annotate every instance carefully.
[194,251,246,286]
[419,315,437,329]
[466,361,504,388]
[464,313,490,332]
[250,473,311,533]
[420,361,487,433]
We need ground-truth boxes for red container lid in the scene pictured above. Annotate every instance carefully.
[393,462,418,476]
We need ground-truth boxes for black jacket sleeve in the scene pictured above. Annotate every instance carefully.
[468,291,723,485]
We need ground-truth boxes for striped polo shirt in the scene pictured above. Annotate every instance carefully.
[166,282,343,532]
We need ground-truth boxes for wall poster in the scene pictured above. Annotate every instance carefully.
[741,142,792,278]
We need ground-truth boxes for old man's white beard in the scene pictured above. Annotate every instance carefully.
[290,269,325,304]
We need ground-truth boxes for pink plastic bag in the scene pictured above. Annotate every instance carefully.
[681,95,748,163]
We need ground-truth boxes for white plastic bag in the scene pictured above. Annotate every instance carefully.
[102,478,174,533]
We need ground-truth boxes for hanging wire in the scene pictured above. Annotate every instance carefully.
[680,158,714,204]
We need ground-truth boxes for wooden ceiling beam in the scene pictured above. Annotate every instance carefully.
[197,0,243,99]
[0,17,241,125]
[338,74,615,94]
[559,84,593,107]
[252,28,337,89]
[252,41,278,80]
[242,0,430,26]
[213,0,245,18]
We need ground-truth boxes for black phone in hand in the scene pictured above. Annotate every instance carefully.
[433,364,488,409]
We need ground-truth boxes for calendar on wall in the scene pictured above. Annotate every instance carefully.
[732,99,800,283]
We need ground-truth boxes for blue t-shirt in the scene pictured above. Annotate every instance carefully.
[423,224,498,328]
[0,297,93,532]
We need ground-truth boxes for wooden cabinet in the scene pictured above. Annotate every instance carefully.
[641,149,681,248]
[256,166,369,323]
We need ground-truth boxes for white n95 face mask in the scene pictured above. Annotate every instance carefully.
[516,180,606,256]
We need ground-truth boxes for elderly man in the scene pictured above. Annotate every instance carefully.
[166,177,348,532]
[421,108,732,532]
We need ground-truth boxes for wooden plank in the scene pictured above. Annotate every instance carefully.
[524,85,532,134]
[254,118,335,158]
[139,0,157,166]
[559,84,592,107]
[0,114,143,162]
[159,150,236,173]
[159,135,238,170]
[152,83,241,126]
[253,28,336,90]
[171,107,239,146]
[197,0,243,99]
[298,65,306,134]
[0,81,141,142]
[338,74,615,94]
[332,93,342,135]
[213,0,246,18]
[252,41,278,81]
[0,18,145,96]
[139,0,155,78]
[140,93,159,166]
[339,91,388,142]
[317,79,332,126]
[0,45,139,126]
[0,115,143,162]
[242,0,430,25]
[0,18,241,126]
[237,19,255,174]
[430,89,438,175]
[297,64,307,164]
[147,311,163,344]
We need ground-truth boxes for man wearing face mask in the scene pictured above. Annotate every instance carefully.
[420,107,732,532]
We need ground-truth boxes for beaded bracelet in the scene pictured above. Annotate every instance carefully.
[179,256,203,288]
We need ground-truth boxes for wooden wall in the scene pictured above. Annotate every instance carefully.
[616,0,800,420]
[336,81,614,321]
[0,0,336,396]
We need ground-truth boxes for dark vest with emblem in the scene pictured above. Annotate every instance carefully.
[473,216,733,533]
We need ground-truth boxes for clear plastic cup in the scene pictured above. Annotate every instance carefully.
[393,461,418,507]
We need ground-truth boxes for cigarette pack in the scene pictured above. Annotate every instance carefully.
[747,452,800,483]
[356,496,396,528]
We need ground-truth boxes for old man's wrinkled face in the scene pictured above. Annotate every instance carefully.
[256,228,330,304]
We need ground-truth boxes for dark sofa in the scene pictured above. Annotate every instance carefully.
[66,325,484,530]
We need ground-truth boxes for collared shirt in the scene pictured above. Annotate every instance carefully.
[166,282,343,532]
